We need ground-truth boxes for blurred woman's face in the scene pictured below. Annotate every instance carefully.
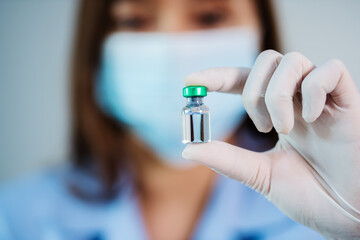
[100,0,262,166]
[110,0,261,33]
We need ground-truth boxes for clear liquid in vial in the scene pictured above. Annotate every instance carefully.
[182,111,210,144]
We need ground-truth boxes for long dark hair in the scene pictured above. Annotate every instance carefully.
[70,0,280,200]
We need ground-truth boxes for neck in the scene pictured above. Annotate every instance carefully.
[139,161,216,240]
[187,97,203,105]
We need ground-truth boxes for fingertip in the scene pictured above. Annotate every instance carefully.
[301,100,320,123]
[184,67,250,94]
[301,101,312,123]
[258,125,273,133]
[273,122,293,135]
[182,142,208,160]
[184,71,202,86]
[182,141,228,162]
[253,121,271,133]
[182,144,193,159]
[302,112,318,123]
[184,71,217,93]
[254,119,274,133]
[302,111,311,123]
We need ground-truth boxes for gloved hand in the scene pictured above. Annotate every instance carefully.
[182,50,360,239]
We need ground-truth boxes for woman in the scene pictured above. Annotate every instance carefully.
[0,0,326,239]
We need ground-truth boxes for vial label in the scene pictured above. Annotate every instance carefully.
[182,112,210,144]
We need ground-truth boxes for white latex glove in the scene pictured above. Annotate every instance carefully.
[182,50,360,239]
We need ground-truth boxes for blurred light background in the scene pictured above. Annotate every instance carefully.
[0,0,359,183]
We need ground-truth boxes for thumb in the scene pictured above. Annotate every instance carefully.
[182,141,272,195]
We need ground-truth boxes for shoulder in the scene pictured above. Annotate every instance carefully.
[0,166,65,207]
[0,166,70,239]
[0,165,140,240]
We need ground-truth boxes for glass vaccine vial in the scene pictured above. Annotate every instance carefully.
[182,86,211,144]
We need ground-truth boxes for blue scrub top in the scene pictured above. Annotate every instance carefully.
[0,166,324,240]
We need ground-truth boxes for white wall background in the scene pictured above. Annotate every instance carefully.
[0,0,359,182]
[0,0,77,182]
[274,0,360,83]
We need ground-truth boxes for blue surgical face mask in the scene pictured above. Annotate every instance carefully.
[97,27,260,167]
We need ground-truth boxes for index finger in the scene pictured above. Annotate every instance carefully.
[184,67,251,94]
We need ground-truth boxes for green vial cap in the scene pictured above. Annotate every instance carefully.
[183,86,207,98]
